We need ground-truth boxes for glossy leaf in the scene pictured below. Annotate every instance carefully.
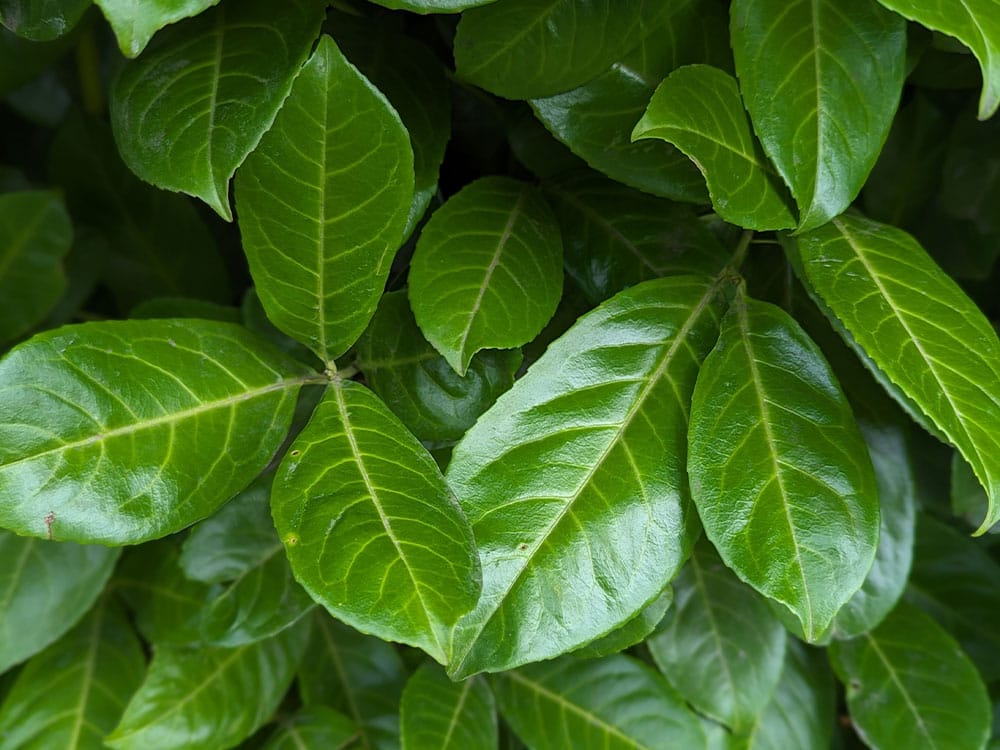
[875,0,1000,119]
[542,171,730,304]
[261,707,357,750]
[94,0,218,57]
[107,619,310,750]
[109,0,325,220]
[0,597,145,748]
[688,293,879,640]
[495,655,707,749]
[829,602,991,750]
[356,291,521,446]
[0,0,89,40]
[0,532,118,673]
[795,212,1000,534]
[0,319,311,544]
[409,176,562,375]
[633,65,796,230]
[731,0,906,230]
[573,586,672,659]
[401,665,496,750]
[273,380,480,664]
[236,36,414,363]
[447,275,727,677]
[648,543,787,731]
[0,191,71,344]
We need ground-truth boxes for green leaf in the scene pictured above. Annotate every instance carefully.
[951,450,994,532]
[401,665,496,750]
[408,176,562,375]
[0,0,89,40]
[298,613,406,750]
[235,35,414,363]
[688,293,880,640]
[272,380,480,664]
[647,543,787,731]
[261,707,357,750]
[0,27,72,95]
[106,619,310,750]
[0,319,311,544]
[829,602,991,750]
[731,0,906,230]
[633,65,796,230]
[0,191,71,344]
[94,0,219,57]
[447,275,727,677]
[0,597,145,748]
[495,655,707,749]
[542,170,730,304]
[795,212,1000,534]
[572,586,672,659]
[368,0,496,12]
[0,532,118,673]
[109,0,325,220]
[454,0,672,100]
[356,291,521,446]
[130,296,241,322]
[874,0,1000,119]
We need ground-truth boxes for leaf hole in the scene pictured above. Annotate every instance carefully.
[284,534,299,546]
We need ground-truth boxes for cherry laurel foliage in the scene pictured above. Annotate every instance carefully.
[2,0,1000,748]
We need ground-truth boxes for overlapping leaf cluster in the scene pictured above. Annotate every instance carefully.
[1,0,1000,748]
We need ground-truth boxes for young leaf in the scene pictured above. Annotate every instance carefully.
[0,532,118,673]
[106,619,310,750]
[94,0,219,57]
[401,665,496,750]
[572,586,673,659]
[633,65,796,230]
[731,0,906,231]
[688,293,880,640]
[0,319,311,544]
[794,213,1000,534]
[0,0,89,40]
[647,543,787,731]
[495,655,707,749]
[829,602,991,750]
[408,176,562,376]
[261,706,357,750]
[0,190,71,344]
[447,275,728,677]
[110,0,325,220]
[0,597,145,748]
[272,380,480,664]
[236,35,414,363]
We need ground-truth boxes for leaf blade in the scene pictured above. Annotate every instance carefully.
[401,665,496,750]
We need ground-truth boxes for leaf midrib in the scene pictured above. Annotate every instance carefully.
[67,601,104,748]
[861,633,937,749]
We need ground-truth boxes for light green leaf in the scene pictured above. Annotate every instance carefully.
[0,532,118,673]
[874,0,1000,119]
[408,176,562,376]
[0,191,71,344]
[731,0,906,230]
[633,65,796,230]
[107,619,310,750]
[795,212,1000,534]
[829,602,991,750]
[0,0,89,40]
[272,380,480,664]
[447,275,727,677]
[298,613,406,750]
[495,655,707,749]
[648,543,787,731]
[0,597,145,749]
[688,293,879,640]
[401,665,496,750]
[0,319,312,544]
[236,35,414,363]
[572,586,673,659]
[368,0,495,12]
[356,291,520,446]
[542,170,730,304]
[110,0,325,220]
[94,0,218,57]
[261,707,357,750]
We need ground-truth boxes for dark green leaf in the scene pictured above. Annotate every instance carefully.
[408,176,562,375]
[94,0,219,57]
[572,586,672,659]
[939,104,1000,236]
[236,35,414,363]
[731,0,906,230]
[951,450,994,532]
[829,602,991,750]
[401,665,496,750]
[110,0,325,219]
[688,293,879,640]
[0,319,311,544]
[0,532,118,673]
[447,275,727,677]
[0,0,89,40]
[0,27,71,95]
[130,297,240,322]
[262,707,357,750]
[368,0,495,11]
[633,65,796,230]
[272,380,480,664]
[0,191,71,344]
